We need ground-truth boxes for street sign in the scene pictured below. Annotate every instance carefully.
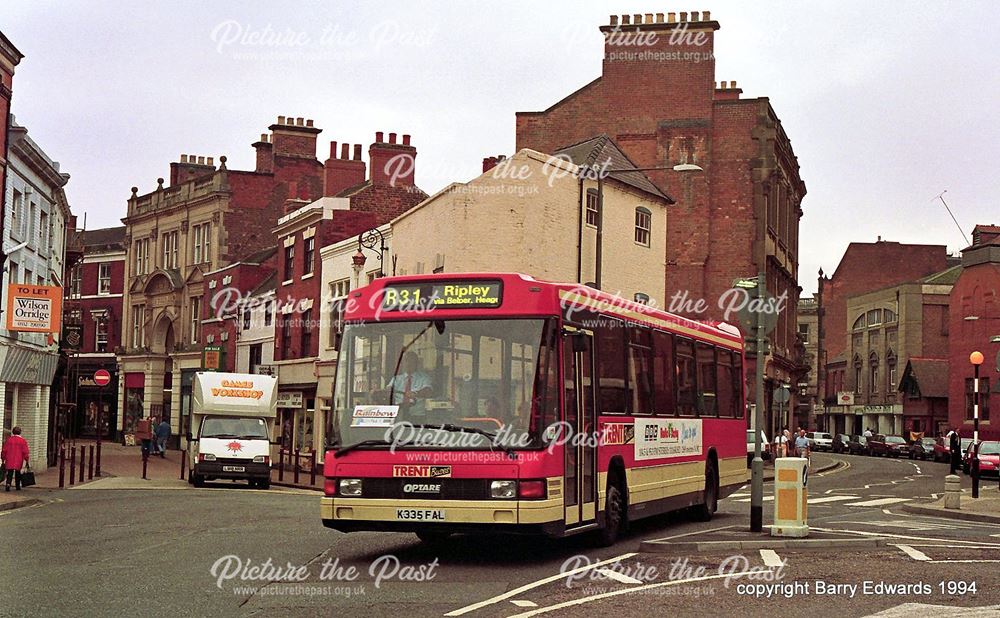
[94,369,112,388]
[774,385,790,404]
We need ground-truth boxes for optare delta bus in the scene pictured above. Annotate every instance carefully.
[322,273,747,545]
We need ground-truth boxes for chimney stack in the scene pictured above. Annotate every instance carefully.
[369,130,416,187]
[169,153,218,186]
[323,140,367,197]
[268,115,321,160]
[253,133,273,173]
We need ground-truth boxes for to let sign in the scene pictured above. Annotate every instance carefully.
[5,285,63,333]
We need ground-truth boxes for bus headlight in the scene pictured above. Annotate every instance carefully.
[490,480,517,499]
[339,479,363,497]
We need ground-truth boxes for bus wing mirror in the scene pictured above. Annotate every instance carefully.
[571,332,588,353]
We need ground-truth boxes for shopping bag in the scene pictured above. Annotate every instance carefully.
[20,465,36,488]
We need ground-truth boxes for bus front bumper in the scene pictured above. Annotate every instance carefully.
[321,497,564,536]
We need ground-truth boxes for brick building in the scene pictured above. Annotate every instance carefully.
[64,226,126,439]
[795,297,819,427]
[514,11,806,427]
[948,225,1000,442]
[817,240,951,429]
[118,116,326,443]
[271,131,426,456]
[829,266,959,437]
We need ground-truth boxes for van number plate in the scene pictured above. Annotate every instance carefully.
[222,466,245,472]
[396,509,445,521]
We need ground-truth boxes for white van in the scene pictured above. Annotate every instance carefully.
[187,372,278,489]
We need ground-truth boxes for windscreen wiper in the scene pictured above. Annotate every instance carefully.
[406,423,516,459]
[334,439,394,458]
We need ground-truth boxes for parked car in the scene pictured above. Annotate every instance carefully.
[746,429,771,466]
[806,431,834,452]
[962,440,999,476]
[870,435,909,457]
[908,437,937,460]
[847,434,869,455]
[832,433,851,454]
[931,437,951,463]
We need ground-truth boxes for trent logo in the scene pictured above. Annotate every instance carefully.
[226,441,243,453]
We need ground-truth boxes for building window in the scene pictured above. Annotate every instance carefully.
[887,359,897,394]
[193,225,202,263]
[192,223,211,264]
[330,278,350,299]
[162,231,178,268]
[869,354,879,395]
[330,279,349,349]
[95,316,109,353]
[98,263,112,295]
[132,305,146,348]
[854,360,862,395]
[280,315,292,359]
[24,268,32,286]
[283,245,295,281]
[39,211,48,253]
[264,304,273,327]
[303,237,315,276]
[10,190,22,239]
[300,308,313,355]
[866,309,882,328]
[8,261,17,285]
[190,297,201,344]
[69,264,81,297]
[135,238,150,275]
[634,207,651,246]
[585,189,599,227]
[28,203,36,246]
[249,343,263,371]
[965,378,991,422]
[242,309,251,330]
[798,323,809,344]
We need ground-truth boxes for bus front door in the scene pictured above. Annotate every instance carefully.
[562,328,597,527]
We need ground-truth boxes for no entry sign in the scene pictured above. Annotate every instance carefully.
[94,369,112,388]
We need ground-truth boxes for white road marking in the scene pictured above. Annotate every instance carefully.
[595,568,643,585]
[928,559,1000,564]
[807,495,859,504]
[812,526,1000,548]
[510,600,537,608]
[507,571,751,618]
[443,552,637,616]
[645,524,734,543]
[845,497,911,507]
[759,549,784,567]
[733,496,774,502]
[895,544,930,561]
[729,493,750,498]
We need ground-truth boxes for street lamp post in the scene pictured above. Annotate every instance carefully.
[970,350,983,498]
[358,227,389,278]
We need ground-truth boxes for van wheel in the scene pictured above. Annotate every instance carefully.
[193,474,205,488]
[258,480,270,490]
[693,460,718,522]
[596,483,625,547]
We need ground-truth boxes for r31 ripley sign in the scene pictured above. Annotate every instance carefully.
[5,285,63,333]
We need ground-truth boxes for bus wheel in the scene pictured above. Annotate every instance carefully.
[193,474,205,488]
[597,483,624,547]
[693,461,718,522]
[415,531,452,545]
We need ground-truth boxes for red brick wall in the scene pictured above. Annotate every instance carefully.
[75,257,125,354]
[948,260,1000,440]
[822,243,948,361]
[920,303,950,358]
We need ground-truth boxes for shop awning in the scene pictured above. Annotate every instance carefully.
[0,346,60,385]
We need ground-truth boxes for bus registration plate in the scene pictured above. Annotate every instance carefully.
[396,509,446,521]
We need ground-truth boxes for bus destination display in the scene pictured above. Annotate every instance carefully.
[381,281,502,311]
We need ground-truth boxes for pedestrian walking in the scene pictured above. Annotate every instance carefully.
[1,426,30,491]
[780,428,791,458]
[155,418,171,458]
[949,428,962,475]
[794,429,811,466]
[864,427,873,439]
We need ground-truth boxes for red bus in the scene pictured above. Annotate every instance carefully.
[322,273,746,545]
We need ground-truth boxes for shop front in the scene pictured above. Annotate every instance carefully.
[71,360,119,440]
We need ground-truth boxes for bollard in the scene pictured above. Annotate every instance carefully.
[771,457,809,537]
[69,447,77,486]
[88,446,94,480]
[96,441,102,477]
[310,451,317,487]
[294,449,301,485]
[142,451,148,480]
[278,449,285,482]
[79,446,86,482]
[944,474,962,509]
[180,449,186,480]
[59,446,66,489]
[972,457,980,499]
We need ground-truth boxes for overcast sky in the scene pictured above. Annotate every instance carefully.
[5,1,999,294]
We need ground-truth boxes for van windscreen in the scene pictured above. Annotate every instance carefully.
[201,417,268,440]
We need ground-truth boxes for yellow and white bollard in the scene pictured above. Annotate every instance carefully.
[771,457,809,537]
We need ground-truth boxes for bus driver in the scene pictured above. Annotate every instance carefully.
[383,351,433,416]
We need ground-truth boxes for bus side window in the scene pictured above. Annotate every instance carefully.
[652,330,675,416]
[675,338,696,416]
[595,319,627,414]
[716,349,735,418]
[696,343,718,417]
[628,326,653,415]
